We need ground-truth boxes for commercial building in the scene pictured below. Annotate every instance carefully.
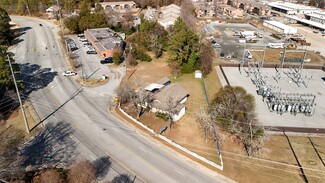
[84,28,124,58]
[268,1,320,15]
[263,20,297,34]
[304,11,325,24]
[286,15,325,30]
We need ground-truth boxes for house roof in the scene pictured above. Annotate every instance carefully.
[226,7,238,11]
[151,83,188,112]
[161,4,181,11]
[100,1,136,6]
[84,28,122,50]
[145,83,165,91]
[46,5,60,12]
[155,77,170,85]
[159,16,178,25]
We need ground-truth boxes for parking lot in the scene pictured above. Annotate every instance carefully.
[206,23,283,61]
[65,35,113,80]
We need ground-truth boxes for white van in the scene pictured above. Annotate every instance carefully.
[245,50,252,59]
[268,43,284,49]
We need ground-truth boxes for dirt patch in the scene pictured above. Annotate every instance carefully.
[252,49,325,65]
[126,53,171,85]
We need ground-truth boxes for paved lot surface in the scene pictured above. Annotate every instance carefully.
[66,35,112,80]
[208,23,282,59]
[295,25,325,57]
[219,66,325,129]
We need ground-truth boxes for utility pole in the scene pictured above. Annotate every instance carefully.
[7,54,30,133]
[55,0,65,35]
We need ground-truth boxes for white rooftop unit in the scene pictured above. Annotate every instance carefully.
[263,20,297,34]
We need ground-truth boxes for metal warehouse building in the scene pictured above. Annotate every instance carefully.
[84,28,124,58]
[268,1,320,15]
[263,20,297,34]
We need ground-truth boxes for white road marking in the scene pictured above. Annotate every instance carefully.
[139,147,147,153]
[174,169,184,176]
[89,155,96,160]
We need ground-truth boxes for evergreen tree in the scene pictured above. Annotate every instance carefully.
[168,17,200,73]
[64,16,79,33]
[0,46,19,99]
[0,7,12,45]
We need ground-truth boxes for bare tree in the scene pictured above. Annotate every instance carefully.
[164,96,178,129]
[68,160,96,183]
[199,43,214,76]
[169,62,181,79]
[0,126,25,178]
[131,88,152,119]
[126,53,137,67]
[195,111,213,142]
[211,86,267,156]
[116,83,133,104]
[181,0,197,31]
[40,169,61,183]
[116,82,152,119]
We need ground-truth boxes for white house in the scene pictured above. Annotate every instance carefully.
[46,5,60,18]
[144,78,189,121]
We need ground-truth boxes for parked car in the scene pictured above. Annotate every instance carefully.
[100,57,113,64]
[86,50,97,54]
[83,42,91,46]
[212,43,221,48]
[63,71,77,76]
[219,52,225,59]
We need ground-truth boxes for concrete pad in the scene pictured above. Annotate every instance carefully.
[217,66,325,128]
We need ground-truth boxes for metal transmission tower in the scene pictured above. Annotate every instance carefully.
[7,54,30,133]
[280,49,310,87]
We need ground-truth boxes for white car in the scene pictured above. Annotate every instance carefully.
[63,71,77,76]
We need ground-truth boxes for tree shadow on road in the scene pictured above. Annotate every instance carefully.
[10,26,32,45]
[92,156,111,180]
[19,121,78,170]
[111,174,135,183]
[18,63,57,97]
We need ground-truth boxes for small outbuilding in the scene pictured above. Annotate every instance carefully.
[195,70,202,79]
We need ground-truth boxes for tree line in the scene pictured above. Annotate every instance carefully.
[0,7,21,120]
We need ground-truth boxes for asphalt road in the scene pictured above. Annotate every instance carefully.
[10,16,233,183]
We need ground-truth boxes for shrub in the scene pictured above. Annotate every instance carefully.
[155,112,169,121]
[131,46,152,62]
